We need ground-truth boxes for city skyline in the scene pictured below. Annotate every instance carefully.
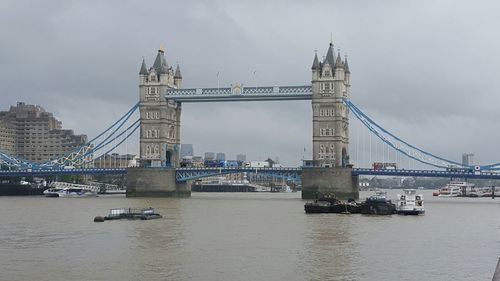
[1,1,500,167]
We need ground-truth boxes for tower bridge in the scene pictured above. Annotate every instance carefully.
[127,42,355,198]
[2,41,499,197]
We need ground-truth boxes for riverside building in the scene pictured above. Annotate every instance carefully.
[0,102,87,163]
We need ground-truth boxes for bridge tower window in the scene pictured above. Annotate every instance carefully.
[168,126,175,139]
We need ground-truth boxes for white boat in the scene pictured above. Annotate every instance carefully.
[480,186,500,197]
[438,181,474,197]
[43,187,98,197]
[396,189,425,215]
[466,186,486,197]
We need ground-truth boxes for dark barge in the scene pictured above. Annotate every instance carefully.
[359,191,396,215]
[0,183,47,196]
[304,191,396,215]
[304,196,361,214]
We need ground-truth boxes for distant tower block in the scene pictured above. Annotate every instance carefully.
[180,144,194,158]
[462,153,474,166]
[138,48,183,168]
[311,42,351,167]
[216,152,226,161]
[236,154,247,162]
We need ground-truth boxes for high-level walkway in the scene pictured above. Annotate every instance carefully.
[165,85,312,102]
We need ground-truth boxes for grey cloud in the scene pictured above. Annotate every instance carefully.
[1,0,500,166]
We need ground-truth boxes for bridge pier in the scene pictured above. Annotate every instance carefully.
[301,167,359,200]
[125,167,190,197]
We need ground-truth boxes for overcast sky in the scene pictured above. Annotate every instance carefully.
[1,0,500,167]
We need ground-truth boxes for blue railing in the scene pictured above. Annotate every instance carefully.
[352,168,500,179]
[2,166,500,180]
[0,168,127,177]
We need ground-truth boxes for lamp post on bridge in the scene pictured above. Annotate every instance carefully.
[217,71,220,94]
[253,70,257,89]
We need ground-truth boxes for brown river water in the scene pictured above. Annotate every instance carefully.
[0,190,499,281]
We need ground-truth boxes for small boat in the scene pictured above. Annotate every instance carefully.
[43,187,97,197]
[360,191,396,215]
[438,181,473,197]
[396,189,425,215]
[463,186,486,197]
[481,186,500,197]
[98,207,162,221]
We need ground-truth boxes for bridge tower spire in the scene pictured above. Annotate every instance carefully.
[138,48,182,168]
[311,43,350,167]
[174,64,182,88]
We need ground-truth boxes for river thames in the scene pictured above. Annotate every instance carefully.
[0,190,498,281]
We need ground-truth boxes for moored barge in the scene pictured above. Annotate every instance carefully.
[94,207,162,222]
[359,191,396,215]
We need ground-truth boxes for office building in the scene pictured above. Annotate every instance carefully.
[204,152,215,160]
[216,152,226,161]
[462,153,474,166]
[0,102,87,162]
[180,144,194,158]
[236,154,246,162]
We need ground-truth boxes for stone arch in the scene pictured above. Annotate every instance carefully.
[165,150,172,167]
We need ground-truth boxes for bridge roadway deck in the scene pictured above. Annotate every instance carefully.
[352,168,500,179]
[0,168,128,177]
[1,167,500,180]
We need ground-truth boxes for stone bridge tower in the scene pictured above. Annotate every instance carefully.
[311,42,351,167]
[302,42,357,200]
[138,47,183,167]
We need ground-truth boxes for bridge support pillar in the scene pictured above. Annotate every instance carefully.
[126,167,190,197]
[301,167,358,200]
